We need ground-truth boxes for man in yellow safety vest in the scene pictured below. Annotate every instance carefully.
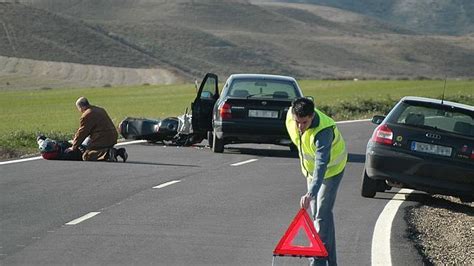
[286,97,347,266]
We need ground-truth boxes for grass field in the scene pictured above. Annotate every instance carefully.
[0,83,196,135]
[0,79,472,158]
[300,79,473,104]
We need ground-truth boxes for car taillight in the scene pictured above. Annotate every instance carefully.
[219,102,232,120]
[471,150,474,160]
[373,124,393,145]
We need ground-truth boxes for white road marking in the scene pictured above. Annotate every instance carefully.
[115,140,147,146]
[0,156,41,165]
[65,212,101,225]
[230,159,258,166]
[0,140,146,166]
[153,180,181,189]
[371,188,414,266]
[336,118,371,124]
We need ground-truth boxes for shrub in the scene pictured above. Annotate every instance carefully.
[442,94,473,106]
[319,94,473,121]
[414,76,431,80]
[319,97,397,121]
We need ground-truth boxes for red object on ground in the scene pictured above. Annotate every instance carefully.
[273,208,328,258]
[41,150,59,160]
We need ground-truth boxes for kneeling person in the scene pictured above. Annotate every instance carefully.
[69,97,127,162]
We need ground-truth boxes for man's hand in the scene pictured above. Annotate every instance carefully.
[300,193,313,209]
[65,147,74,153]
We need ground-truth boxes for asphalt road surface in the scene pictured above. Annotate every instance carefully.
[1,121,424,265]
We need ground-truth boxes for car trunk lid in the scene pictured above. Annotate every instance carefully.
[223,98,292,120]
[388,123,474,163]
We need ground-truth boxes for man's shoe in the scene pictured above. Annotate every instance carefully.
[107,148,118,162]
[117,148,128,163]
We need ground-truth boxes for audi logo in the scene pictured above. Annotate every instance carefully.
[426,133,441,139]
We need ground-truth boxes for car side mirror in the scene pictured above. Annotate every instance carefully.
[371,115,385,125]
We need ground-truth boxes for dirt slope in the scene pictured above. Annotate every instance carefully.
[0,0,473,88]
[0,56,181,90]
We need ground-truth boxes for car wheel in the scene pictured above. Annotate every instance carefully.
[212,130,224,153]
[361,169,377,198]
[459,196,473,203]
[207,131,213,148]
[376,180,391,192]
[289,143,298,153]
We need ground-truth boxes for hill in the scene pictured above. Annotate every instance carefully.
[0,55,181,90]
[0,2,164,68]
[0,0,473,88]
[256,0,474,35]
[0,2,186,88]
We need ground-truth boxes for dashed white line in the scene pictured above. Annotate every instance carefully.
[371,188,414,266]
[153,180,181,189]
[230,159,258,166]
[115,140,147,146]
[66,212,101,225]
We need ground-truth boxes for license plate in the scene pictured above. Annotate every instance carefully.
[248,109,279,118]
[411,141,452,157]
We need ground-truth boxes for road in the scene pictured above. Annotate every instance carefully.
[0,121,423,265]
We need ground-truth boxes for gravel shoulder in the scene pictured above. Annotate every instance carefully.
[405,195,474,265]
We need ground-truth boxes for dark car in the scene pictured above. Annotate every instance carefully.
[191,73,304,153]
[361,96,474,202]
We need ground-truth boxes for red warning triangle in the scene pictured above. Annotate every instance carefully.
[273,208,328,258]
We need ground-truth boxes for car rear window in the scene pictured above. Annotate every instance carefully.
[227,79,299,99]
[390,102,474,137]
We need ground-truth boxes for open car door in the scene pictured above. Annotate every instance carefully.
[191,73,219,138]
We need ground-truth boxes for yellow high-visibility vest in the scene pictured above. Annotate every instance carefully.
[286,108,347,180]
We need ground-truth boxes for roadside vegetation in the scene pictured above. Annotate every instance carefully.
[0,79,472,159]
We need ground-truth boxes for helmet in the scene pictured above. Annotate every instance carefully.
[38,138,57,152]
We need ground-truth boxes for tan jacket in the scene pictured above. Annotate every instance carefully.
[72,106,118,150]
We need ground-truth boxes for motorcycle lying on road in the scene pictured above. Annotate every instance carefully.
[118,108,203,146]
